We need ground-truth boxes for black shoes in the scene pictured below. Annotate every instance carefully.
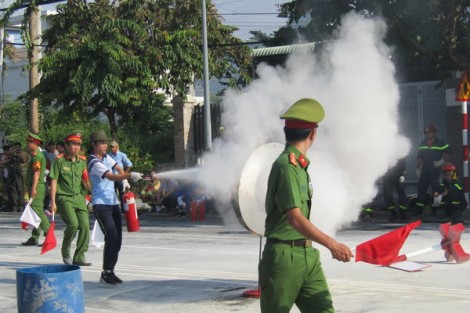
[21,238,38,246]
[73,261,92,266]
[100,271,123,286]
[112,272,123,284]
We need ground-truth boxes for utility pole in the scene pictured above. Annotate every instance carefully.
[29,6,40,134]
[0,0,4,106]
[201,0,212,151]
[0,27,4,106]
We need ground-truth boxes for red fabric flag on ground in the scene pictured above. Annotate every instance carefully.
[40,220,57,255]
[20,199,41,230]
[355,220,421,266]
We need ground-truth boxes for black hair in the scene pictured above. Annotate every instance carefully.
[57,141,65,148]
[13,142,21,147]
[284,127,313,142]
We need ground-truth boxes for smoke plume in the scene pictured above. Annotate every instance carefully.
[199,13,410,235]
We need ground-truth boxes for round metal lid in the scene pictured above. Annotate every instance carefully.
[237,142,284,235]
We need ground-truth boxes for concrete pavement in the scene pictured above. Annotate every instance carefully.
[0,208,469,313]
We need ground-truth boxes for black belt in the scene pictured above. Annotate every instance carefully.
[267,238,312,248]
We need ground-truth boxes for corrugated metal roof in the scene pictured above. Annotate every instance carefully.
[251,43,316,57]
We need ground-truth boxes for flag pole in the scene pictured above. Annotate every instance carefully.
[392,223,470,264]
[393,243,444,263]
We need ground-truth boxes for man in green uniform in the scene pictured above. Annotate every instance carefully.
[259,98,353,313]
[50,132,92,266]
[22,132,50,246]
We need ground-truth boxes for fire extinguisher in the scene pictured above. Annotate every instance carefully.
[123,191,140,232]
[190,200,206,221]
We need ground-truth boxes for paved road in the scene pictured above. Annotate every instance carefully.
[0,209,469,313]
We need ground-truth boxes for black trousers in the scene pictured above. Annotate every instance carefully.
[93,204,122,271]
[114,181,125,212]
[7,176,24,211]
[383,178,408,210]
[417,169,441,207]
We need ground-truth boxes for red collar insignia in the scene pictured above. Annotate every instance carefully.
[298,154,308,168]
[289,153,298,167]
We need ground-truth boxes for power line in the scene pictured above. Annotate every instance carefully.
[218,12,281,16]
[0,0,65,12]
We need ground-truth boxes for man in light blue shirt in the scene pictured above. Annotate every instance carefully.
[109,141,133,212]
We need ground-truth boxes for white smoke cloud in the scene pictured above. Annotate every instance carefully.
[198,13,410,235]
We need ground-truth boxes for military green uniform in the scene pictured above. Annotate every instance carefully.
[259,146,333,313]
[259,98,333,313]
[26,147,50,242]
[50,154,90,263]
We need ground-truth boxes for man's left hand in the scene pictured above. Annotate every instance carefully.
[330,241,353,262]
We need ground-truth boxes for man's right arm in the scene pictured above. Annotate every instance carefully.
[50,179,58,213]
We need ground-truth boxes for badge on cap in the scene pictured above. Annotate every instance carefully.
[65,132,82,144]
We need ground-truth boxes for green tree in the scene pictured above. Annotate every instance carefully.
[0,97,109,148]
[39,105,108,148]
[0,99,28,144]
[276,0,470,80]
[117,93,174,163]
[2,0,252,139]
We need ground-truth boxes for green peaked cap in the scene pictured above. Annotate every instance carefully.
[280,98,325,123]
[27,131,43,143]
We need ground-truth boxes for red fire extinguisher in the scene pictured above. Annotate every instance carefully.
[123,191,140,232]
[190,200,206,221]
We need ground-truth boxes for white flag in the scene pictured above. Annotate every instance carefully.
[20,199,41,230]
[91,220,105,248]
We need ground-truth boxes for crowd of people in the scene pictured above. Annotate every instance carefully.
[360,123,467,224]
[0,131,147,286]
[0,129,211,286]
[0,113,466,296]
[0,142,28,212]
[140,175,205,217]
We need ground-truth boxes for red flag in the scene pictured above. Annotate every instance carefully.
[40,221,57,255]
[355,220,421,265]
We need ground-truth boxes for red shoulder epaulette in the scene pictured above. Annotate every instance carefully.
[298,154,308,168]
[56,153,64,159]
[78,155,87,160]
[289,153,298,167]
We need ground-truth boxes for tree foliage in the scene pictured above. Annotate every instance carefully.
[0,99,29,144]
[275,0,470,81]
[1,0,253,139]
[0,96,110,149]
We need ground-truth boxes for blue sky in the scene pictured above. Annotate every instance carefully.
[2,0,287,41]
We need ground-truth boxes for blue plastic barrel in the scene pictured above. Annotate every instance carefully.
[16,264,84,313]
